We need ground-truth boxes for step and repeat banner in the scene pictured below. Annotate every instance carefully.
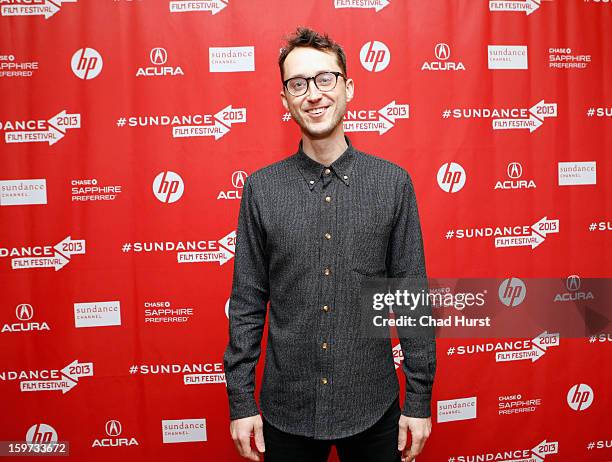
[1,0,611,461]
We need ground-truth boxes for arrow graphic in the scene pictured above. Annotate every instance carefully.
[378,101,409,123]
[214,105,247,128]
[334,0,390,13]
[489,0,541,15]
[344,117,394,135]
[495,331,559,363]
[61,360,94,381]
[169,0,228,14]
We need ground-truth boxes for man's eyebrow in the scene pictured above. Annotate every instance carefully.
[285,70,336,80]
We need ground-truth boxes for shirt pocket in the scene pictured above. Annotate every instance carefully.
[350,206,393,276]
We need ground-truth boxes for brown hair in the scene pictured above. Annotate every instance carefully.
[279,27,347,80]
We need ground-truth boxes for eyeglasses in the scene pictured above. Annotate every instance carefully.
[283,71,345,97]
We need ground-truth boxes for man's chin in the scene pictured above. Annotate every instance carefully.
[297,120,340,140]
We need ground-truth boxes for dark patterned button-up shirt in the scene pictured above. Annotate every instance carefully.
[223,136,436,439]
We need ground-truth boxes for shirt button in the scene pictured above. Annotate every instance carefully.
[323,267,331,276]
[322,305,329,312]
[324,168,331,175]
[325,196,331,203]
[321,377,328,385]
[324,232,331,240]
[343,175,348,180]
[309,180,315,185]
[322,342,328,350]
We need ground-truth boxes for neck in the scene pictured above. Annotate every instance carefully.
[300,125,348,166]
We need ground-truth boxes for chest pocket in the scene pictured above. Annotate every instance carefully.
[350,203,394,276]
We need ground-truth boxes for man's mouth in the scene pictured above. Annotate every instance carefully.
[305,106,330,118]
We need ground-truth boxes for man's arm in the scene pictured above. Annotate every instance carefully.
[385,171,437,417]
[386,172,436,462]
[223,175,270,420]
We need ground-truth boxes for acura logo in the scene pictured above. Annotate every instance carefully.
[566,275,581,292]
[16,304,33,321]
[150,48,168,66]
[507,162,523,179]
[105,420,122,437]
[434,43,450,61]
[231,171,247,189]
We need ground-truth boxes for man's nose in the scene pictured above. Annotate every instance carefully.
[305,79,322,100]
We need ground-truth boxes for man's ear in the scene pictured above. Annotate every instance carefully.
[345,78,354,103]
[280,89,289,111]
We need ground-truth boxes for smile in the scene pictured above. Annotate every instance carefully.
[305,106,329,117]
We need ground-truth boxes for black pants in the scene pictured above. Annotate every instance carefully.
[263,397,401,462]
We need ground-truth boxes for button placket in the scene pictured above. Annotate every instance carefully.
[314,166,337,436]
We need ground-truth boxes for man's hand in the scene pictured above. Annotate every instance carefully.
[397,415,431,462]
[230,415,265,461]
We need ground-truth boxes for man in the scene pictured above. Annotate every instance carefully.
[223,27,436,462]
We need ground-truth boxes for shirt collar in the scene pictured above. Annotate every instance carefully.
[294,135,356,190]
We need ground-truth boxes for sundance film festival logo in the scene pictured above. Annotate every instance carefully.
[392,342,404,370]
[153,171,184,204]
[488,45,528,69]
[1,235,86,271]
[494,162,536,190]
[446,331,559,363]
[121,231,236,265]
[443,100,557,132]
[1,0,77,19]
[586,106,612,118]
[136,47,184,77]
[71,48,103,80]
[285,102,409,135]
[285,102,408,135]
[169,0,227,14]
[1,303,50,333]
[91,420,138,447]
[2,110,81,146]
[437,162,466,193]
[116,105,246,140]
[360,41,390,72]
[128,362,225,386]
[333,0,390,12]
[0,179,47,206]
[489,0,547,16]
[421,43,465,71]
[217,170,246,200]
[567,384,593,411]
[498,278,526,308]
[450,440,559,462]
[0,359,94,394]
[344,102,408,134]
[446,216,559,249]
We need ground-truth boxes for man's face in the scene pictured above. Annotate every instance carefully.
[281,47,354,140]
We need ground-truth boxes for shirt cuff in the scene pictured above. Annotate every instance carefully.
[401,392,432,418]
[228,392,260,420]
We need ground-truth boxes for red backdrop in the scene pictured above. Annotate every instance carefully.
[1,0,611,461]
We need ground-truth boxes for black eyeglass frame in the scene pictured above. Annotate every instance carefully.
[282,71,346,97]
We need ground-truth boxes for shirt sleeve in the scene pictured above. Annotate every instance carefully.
[223,176,270,420]
[385,172,437,418]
